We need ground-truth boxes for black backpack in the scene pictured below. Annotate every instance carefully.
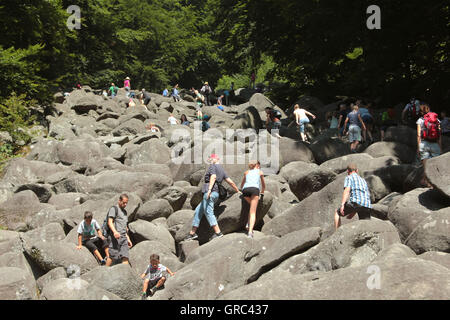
[216,181,227,201]
[273,109,282,119]
[101,206,118,237]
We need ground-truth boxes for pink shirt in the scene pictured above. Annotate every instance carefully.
[124,80,130,88]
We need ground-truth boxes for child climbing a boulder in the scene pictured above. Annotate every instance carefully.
[141,254,175,299]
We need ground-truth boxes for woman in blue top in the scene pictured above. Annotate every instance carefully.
[240,160,266,238]
[180,114,190,126]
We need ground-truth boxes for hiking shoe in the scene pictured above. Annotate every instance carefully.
[209,232,224,241]
[184,233,198,241]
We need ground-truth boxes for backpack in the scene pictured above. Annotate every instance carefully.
[101,206,118,237]
[422,112,440,142]
[202,121,210,132]
[273,109,282,119]
[215,181,227,201]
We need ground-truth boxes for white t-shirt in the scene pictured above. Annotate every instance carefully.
[168,116,178,125]
[143,264,167,281]
[294,108,307,120]
[77,219,101,241]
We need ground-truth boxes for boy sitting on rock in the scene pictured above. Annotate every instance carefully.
[141,253,175,299]
[76,211,109,265]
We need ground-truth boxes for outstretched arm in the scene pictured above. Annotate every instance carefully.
[225,177,240,193]
[305,111,316,119]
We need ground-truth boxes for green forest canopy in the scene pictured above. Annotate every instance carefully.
[0,0,448,108]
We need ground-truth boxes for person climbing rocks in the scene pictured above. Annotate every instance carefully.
[240,160,265,239]
[293,104,316,143]
[343,105,366,153]
[334,163,372,229]
[141,253,175,299]
[105,194,132,266]
[184,154,240,242]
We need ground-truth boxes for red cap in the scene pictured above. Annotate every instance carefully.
[209,154,219,160]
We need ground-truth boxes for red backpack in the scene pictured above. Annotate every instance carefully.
[422,112,440,141]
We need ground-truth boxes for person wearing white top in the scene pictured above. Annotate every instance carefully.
[240,160,266,238]
[168,114,179,125]
[293,104,316,142]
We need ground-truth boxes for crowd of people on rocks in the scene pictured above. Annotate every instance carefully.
[70,74,447,299]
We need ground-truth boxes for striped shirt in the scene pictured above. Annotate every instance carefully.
[344,173,372,208]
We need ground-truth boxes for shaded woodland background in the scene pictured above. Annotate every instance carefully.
[0,0,449,156]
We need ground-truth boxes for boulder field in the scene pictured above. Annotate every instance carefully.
[0,87,448,300]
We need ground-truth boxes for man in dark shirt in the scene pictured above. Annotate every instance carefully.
[105,194,133,266]
[184,154,240,242]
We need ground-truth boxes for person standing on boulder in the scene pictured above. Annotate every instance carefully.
[201,82,212,106]
[416,103,442,187]
[108,83,118,97]
[172,84,181,102]
[240,160,265,238]
[343,105,366,153]
[184,154,240,242]
[105,194,133,266]
[334,164,372,229]
[124,77,131,97]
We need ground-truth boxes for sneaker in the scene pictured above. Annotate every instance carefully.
[141,293,147,300]
[184,233,198,241]
[209,232,224,241]
[246,232,254,239]
[100,258,106,266]
[148,288,155,296]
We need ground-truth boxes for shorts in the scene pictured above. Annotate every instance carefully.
[419,140,440,161]
[108,234,129,260]
[242,187,260,197]
[82,237,109,254]
[299,118,310,133]
[348,125,361,142]
[337,202,372,220]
